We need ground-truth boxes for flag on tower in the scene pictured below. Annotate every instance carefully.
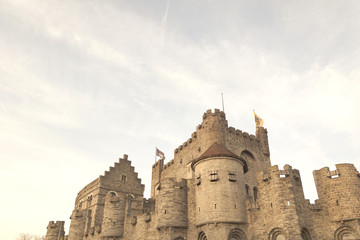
[156,147,165,160]
[254,112,264,127]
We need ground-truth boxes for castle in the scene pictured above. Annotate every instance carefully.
[45,109,360,240]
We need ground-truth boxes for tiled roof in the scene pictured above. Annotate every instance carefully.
[195,142,248,173]
[198,142,240,160]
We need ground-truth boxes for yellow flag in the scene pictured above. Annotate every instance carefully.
[254,112,264,127]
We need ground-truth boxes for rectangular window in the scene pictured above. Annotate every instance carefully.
[196,174,201,185]
[228,171,236,182]
[210,170,218,181]
[121,175,127,181]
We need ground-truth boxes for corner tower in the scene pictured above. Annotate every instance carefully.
[313,163,360,222]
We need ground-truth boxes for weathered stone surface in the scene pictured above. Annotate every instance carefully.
[45,109,360,240]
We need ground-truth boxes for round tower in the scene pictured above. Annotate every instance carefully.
[156,178,187,228]
[101,192,126,239]
[191,142,248,226]
[313,163,360,221]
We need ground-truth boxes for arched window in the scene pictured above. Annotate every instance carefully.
[228,228,246,240]
[269,228,286,240]
[245,184,250,196]
[253,187,258,201]
[109,192,116,197]
[198,231,207,240]
[334,226,358,240]
[301,228,311,240]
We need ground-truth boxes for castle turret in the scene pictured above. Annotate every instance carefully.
[255,126,270,157]
[254,165,311,240]
[101,192,126,239]
[45,221,65,240]
[198,109,228,147]
[151,159,163,198]
[191,142,248,226]
[156,178,187,229]
[313,163,360,222]
[67,209,87,240]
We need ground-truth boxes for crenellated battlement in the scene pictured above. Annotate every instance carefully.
[174,132,197,154]
[162,159,175,170]
[314,163,360,180]
[46,221,65,240]
[227,126,257,141]
[47,221,65,228]
[259,164,301,182]
[202,108,226,120]
[152,159,162,169]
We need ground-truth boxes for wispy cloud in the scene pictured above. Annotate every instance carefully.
[161,0,170,46]
[0,101,10,116]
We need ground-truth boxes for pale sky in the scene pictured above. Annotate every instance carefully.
[1,0,360,239]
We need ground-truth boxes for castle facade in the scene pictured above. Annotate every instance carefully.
[45,109,360,240]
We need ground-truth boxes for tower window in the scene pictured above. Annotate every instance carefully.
[228,171,236,181]
[121,175,127,181]
[253,187,258,202]
[245,184,250,195]
[209,170,218,181]
[196,174,201,185]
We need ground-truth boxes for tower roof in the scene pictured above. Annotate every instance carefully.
[198,142,239,160]
[194,143,248,172]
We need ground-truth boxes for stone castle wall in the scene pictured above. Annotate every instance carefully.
[46,109,360,240]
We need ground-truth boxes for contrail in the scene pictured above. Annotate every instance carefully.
[0,101,10,116]
[161,0,170,47]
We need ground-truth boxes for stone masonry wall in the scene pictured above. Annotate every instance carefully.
[45,109,360,240]
[45,221,65,240]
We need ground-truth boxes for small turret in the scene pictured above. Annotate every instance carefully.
[313,163,360,221]
[256,126,270,156]
[156,178,187,229]
[45,221,65,240]
[255,165,311,239]
[151,158,164,198]
[67,209,87,240]
[101,192,126,239]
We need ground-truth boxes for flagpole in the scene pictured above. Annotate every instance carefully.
[221,93,225,112]
[155,147,157,163]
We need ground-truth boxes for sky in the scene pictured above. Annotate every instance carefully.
[1,0,360,239]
